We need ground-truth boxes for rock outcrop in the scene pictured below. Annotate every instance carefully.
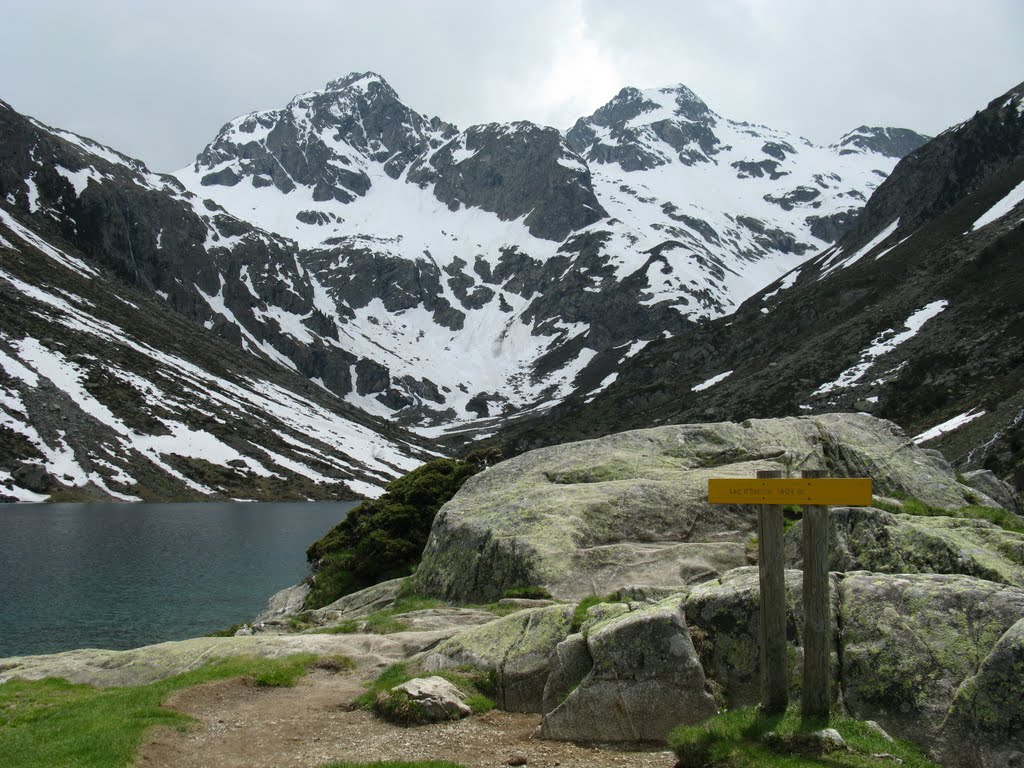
[540,597,717,741]
[414,413,976,602]
[785,506,1024,587]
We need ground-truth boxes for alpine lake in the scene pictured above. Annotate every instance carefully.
[0,500,357,658]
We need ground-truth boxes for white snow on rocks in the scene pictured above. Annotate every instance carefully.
[692,370,733,392]
[913,408,986,444]
[971,178,1024,231]
[813,300,948,395]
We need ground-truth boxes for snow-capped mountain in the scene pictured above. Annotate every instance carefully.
[496,81,1024,485]
[0,72,936,501]
[175,72,926,432]
[0,98,435,502]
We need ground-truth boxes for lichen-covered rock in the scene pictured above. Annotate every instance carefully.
[962,469,1024,515]
[389,676,472,722]
[840,572,1024,749]
[683,567,841,709]
[420,605,573,712]
[309,577,405,623]
[785,507,1024,587]
[540,597,717,741]
[413,414,973,603]
[252,583,311,624]
[937,617,1024,767]
[0,631,452,688]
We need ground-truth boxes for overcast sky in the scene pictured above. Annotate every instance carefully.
[3,0,1022,173]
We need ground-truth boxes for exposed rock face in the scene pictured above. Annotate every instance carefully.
[840,571,1024,757]
[785,506,1024,587]
[540,597,717,741]
[938,617,1024,768]
[683,567,838,709]
[413,414,974,603]
[421,605,573,712]
[962,469,1024,515]
[832,126,930,159]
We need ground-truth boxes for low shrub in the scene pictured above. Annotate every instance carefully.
[305,458,481,609]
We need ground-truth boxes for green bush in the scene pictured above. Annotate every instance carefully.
[304,458,481,609]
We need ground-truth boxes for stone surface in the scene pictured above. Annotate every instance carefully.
[0,631,455,688]
[415,413,970,603]
[840,571,1024,749]
[540,597,717,741]
[785,506,1024,587]
[937,617,1024,767]
[253,583,311,624]
[962,469,1024,515]
[683,567,841,709]
[421,605,574,712]
[310,578,405,623]
[390,676,471,721]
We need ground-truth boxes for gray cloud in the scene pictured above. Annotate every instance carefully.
[3,0,1022,172]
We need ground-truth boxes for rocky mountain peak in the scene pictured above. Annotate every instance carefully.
[324,70,392,93]
[833,126,930,158]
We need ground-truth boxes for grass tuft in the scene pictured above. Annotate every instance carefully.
[874,494,1024,534]
[668,706,940,767]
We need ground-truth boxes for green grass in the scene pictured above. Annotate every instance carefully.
[668,706,940,767]
[570,593,623,633]
[874,494,1024,534]
[0,653,337,768]
[355,663,497,725]
[502,585,553,600]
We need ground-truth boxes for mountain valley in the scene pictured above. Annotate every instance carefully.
[2,72,1022,501]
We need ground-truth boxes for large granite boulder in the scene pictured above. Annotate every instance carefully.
[414,413,973,602]
[682,567,841,709]
[840,571,1024,757]
[539,597,717,741]
[937,617,1024,768]
[785,507,1024,587]
[420,605,574,712]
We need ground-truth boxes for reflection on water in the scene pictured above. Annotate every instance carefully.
[0,501,356,657]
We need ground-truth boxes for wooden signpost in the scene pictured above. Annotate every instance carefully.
[708,470,872,718]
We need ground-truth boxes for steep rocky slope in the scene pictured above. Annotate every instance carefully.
[0,102,435,501]
[492,82,1024,488]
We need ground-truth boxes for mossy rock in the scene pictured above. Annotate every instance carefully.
[840,571,1024,748]
[420,604,573,712]
[413,414,974,603]
[785,506,1024,587]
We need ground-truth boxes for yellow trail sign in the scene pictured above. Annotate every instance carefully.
[707,478,872,506]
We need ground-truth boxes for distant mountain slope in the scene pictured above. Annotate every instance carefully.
[491,82,1024,487]
[175,73,924,431]
[0,102,435,502]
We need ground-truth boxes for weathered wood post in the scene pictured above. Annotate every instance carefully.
[707,472,871,718]
[800,469,831,719]
[756,468,788,713]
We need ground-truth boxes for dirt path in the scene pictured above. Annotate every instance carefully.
[135,665,676,768]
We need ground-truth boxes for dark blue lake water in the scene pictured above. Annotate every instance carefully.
[0,501,356,658]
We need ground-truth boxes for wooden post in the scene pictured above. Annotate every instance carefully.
[801,468,831,719]
[757,468,788,713]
